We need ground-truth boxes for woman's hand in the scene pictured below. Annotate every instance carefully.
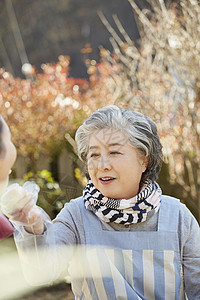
[11,203,45,235]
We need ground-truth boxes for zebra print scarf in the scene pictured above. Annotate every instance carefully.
[83,180,162,224]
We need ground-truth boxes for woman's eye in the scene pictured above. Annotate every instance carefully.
[110,151,121,155]
[90,153,99,158]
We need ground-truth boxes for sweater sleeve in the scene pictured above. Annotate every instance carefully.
[179,203,200,299]
[53,197,86,245]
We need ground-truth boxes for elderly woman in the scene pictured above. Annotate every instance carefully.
[3,105,200,299]
[0,116,16,240]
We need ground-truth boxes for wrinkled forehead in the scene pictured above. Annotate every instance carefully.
[89,128,128,148]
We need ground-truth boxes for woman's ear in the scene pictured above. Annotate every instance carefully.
[141,155,148,173]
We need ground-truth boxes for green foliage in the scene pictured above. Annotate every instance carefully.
[74,167,87,187]
[21,170,68,219]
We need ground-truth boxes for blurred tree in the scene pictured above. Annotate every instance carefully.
[95,0,200,221]
[0,0,139,78]
[0,54,113,167]
[0,56,88,165]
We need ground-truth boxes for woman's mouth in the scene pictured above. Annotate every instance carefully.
[99,177,116,184]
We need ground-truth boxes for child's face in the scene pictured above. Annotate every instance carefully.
[0,117,17,195]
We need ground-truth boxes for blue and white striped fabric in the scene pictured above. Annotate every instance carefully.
[70,196,185,300]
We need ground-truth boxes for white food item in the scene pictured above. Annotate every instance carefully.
[0,183,30,215]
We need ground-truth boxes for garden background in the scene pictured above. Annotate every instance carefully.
[0,0,200,299]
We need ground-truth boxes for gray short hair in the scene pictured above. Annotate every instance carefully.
[75,105,163,184]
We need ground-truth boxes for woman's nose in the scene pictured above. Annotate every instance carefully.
[98,155,111,170]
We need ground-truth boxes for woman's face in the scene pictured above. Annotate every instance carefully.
[0,117,17,194]
[87,128,147,199]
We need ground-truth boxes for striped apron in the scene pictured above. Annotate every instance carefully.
[69,196,185,300]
